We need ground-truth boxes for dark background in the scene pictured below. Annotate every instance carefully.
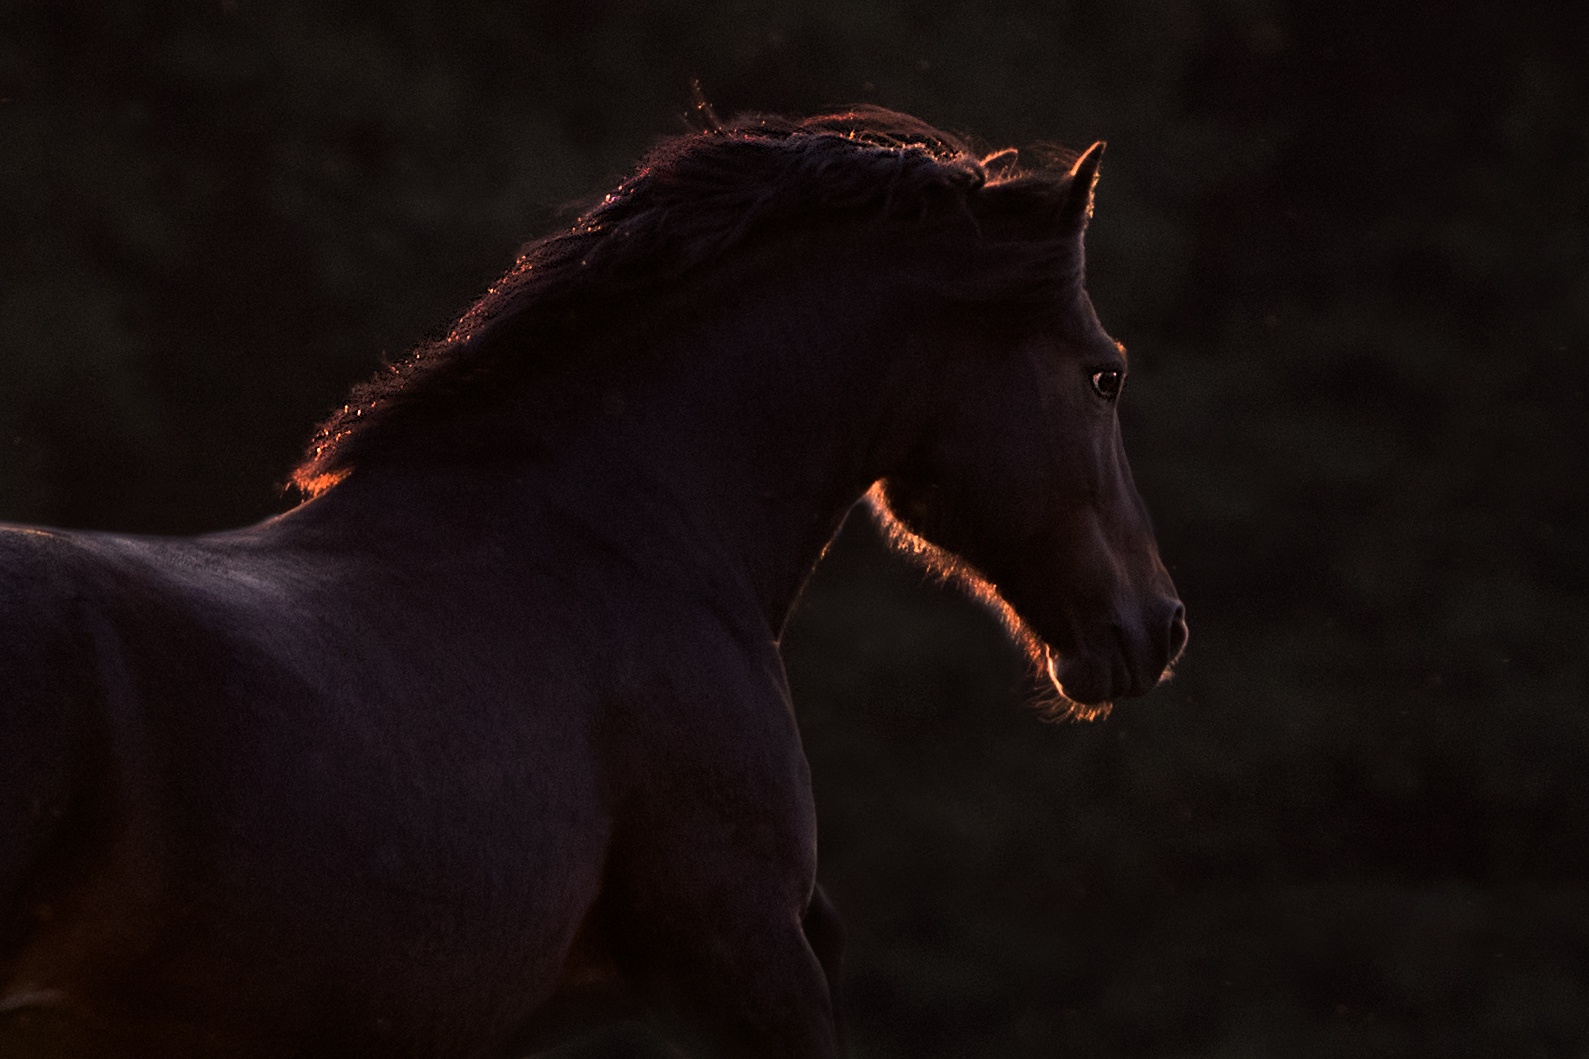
[2,1,1586,1055]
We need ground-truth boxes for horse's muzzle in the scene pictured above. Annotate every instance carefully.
[1045,601,1187,707]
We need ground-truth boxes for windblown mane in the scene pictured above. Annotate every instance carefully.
[291,107,1088,496]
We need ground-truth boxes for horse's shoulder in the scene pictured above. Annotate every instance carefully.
[605,584,795,750]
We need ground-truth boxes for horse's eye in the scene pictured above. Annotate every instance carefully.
[1091,370,1124,401]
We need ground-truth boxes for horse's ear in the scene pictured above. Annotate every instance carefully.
[1059,141,1105,234]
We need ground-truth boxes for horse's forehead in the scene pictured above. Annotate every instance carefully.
[1059,281,1123,349]
[1026,296,1119,360]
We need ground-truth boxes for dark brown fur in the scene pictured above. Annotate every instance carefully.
[2,108,1182,1057]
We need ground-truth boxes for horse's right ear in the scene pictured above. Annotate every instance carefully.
[1058,141,1105,234]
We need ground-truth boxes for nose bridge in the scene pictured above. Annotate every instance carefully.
[1092,448,1187,685]
[1097,428,1178,604]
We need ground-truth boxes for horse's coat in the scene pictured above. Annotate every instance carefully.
[0,109,1184,1057]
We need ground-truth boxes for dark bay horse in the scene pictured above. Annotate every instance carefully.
[0,108,1184,1058]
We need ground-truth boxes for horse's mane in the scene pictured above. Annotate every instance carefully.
[291,107,1091,496]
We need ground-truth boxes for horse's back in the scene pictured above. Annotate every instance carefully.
[0,520,622,1053]
[1,482,822,1055]
[0,525,242,1028]
[0,527,120,955]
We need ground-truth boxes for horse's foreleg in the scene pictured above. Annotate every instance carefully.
[609,845,840,1059]
[653,903,840,1059]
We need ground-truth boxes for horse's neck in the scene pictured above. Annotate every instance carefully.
[586,275,925,634]
[295,246,932,637]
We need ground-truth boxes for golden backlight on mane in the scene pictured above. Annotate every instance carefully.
[288,107,1094,495]
[3,105,1181,1053]
[293,468,350,499]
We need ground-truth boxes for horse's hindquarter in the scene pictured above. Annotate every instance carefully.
[2,523,617,1052]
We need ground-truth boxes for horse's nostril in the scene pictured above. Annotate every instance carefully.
[1167,603,1188,659]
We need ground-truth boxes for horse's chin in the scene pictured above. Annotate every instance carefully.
[1044,650,1117,717]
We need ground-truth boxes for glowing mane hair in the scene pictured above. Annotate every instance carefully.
[292,107,1092,497]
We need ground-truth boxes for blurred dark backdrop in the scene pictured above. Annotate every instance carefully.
[2,1,1586,1055]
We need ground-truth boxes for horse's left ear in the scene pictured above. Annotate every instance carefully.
[1059,141,1105,234]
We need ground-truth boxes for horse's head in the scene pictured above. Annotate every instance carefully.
[873,143,1186,718]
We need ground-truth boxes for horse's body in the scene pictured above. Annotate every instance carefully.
[1,110,1184,1057]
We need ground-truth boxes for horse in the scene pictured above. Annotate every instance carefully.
[0,107,1185,1058]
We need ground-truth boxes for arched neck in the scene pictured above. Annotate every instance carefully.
[287,237,940,640]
